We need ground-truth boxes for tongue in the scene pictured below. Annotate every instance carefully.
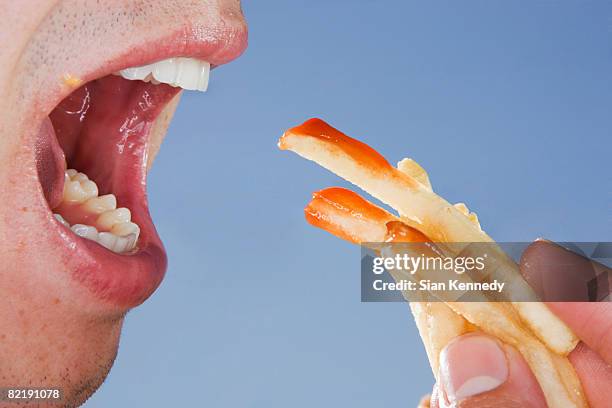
[36,118,66,209]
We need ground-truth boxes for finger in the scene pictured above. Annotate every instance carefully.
[547,301,612,365]
[569,342,612,408]
[437,333,547,408]
[521,240,612,364]
[520,240,611,302]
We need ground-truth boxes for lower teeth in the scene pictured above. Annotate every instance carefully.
[53,169,140,254]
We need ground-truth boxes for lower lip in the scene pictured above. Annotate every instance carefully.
[61,224,168,307]
[45,76,180,308]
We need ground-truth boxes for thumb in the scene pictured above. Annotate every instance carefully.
[432,333,547,408]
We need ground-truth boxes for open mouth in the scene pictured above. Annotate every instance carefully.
[34,46,244,307]
[46,63,205,254]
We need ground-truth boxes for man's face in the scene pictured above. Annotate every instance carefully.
[0,1,246,405]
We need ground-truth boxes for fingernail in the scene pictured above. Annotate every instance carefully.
[439,334,508,403]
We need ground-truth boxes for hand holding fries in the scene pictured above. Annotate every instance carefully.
[280,118,592,407]
[429,244,612,408]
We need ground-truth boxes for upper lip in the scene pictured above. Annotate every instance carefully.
[94,24,249,83]
[41,13,248,119]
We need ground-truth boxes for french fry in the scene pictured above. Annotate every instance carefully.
[305,187,469,376]
[397,158,432,190]
[394,154,577,356]
[305,187,586,407]
[304,187,394,244]
[305,188,475,378]
[395,158,477,376]
[282,119,588,407]
[386,221,585,407]
[411,301,470,376]
[279,118,577,355]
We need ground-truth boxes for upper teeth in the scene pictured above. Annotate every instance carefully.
[116,57,211,92]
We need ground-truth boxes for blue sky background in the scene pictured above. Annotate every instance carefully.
[86,1,611,406]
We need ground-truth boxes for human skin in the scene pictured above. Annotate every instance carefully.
[0,1,246,407]
[430,241,612,408]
